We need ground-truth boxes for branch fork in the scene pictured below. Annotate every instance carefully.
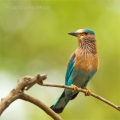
[0,74,62,120]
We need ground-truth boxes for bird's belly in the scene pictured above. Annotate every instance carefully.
[73,74,88,87]
[69,69,91,87]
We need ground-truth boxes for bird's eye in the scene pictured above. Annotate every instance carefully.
[84,32,88,35]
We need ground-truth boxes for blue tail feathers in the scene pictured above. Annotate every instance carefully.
[50,91,66,113]
[50,105,64,113]
[50,90,79,113]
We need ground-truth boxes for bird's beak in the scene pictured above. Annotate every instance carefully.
[68,32,78,36]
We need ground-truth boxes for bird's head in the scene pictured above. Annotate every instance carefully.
[68,28,95,43]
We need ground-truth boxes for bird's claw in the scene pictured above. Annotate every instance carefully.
[71,84,79,92]
[82,86,91,96]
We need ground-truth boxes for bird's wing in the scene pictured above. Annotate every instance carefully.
[65,53,76,85]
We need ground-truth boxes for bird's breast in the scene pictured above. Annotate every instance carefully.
[74,50,99,73]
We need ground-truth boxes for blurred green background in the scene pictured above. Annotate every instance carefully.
[0,0,120,120]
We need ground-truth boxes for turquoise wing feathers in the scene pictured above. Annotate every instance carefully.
[65,53,76,85]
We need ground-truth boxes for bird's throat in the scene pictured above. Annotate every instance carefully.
[78,41,97,54]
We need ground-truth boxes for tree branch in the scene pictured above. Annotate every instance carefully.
[37,80,120,112]
[0,74,62,120]
[0,73,119,120]
[20,93,62,120]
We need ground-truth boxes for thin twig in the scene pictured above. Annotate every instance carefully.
[38,82,120,111]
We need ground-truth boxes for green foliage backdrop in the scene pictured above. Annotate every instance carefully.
[0,0,120,120]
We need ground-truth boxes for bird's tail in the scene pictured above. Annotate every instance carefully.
[50,90,71,114]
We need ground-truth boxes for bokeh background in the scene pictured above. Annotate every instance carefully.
[0,0,120,120]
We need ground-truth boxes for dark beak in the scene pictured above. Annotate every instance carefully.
[68,32,78,36]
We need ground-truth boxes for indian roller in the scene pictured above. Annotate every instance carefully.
[50,28,99,113]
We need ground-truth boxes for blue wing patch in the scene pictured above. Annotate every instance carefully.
[65,53,76,85]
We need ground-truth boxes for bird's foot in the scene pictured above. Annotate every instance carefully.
[82,86,91,96]
[71,84,79,92]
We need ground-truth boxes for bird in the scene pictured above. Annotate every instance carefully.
[50,28,99,114]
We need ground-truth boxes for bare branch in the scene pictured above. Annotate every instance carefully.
[0,74,63,120]
[38,82,120,111]
[20,93,62,120]
[0,73,119,120]
[25,74,47,90]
